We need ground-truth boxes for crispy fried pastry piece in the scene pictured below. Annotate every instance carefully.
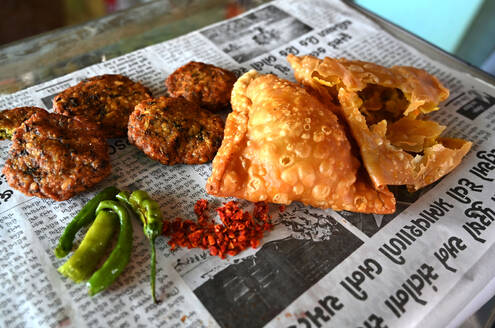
[2,111,111,201]
[386,117,445,153]
[288,55,472,191]
[53,74,152,138]
[166,62,237,112]
[206,71,395,214]
[0,106,47,140]
[289,54,450,119]
[128,97,224,165]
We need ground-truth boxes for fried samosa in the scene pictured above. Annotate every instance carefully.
[288,54,471,191]
[206,70,395,214]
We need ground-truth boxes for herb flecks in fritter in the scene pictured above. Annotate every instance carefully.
[0,107,47,140]
[53,74,152,138]
[128,97,224,165]
[2,111,111,201]
[166,62,237,112]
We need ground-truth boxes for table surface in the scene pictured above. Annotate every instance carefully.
[1,0,494,327]
[0,0,271,95]
[1,0,493,96]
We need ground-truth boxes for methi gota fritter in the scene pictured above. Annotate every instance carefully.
[53,74,152,138]
[206,70,396,214]
[0,106,47,140]
[166,61,237,112]
[1,58,471,213]
[128,97,224,165]
[287,54,472,191]
[0,54,476,303]
[2,111,111,201]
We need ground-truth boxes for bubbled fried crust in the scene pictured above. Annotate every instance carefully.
[128,97,224,165]
[2,111,111,201]
[288,54,472,191]
[0,107,47,140]
[288,54,450,117]
[206,71,395,214]
[165,62,237,112]
[53,74,152,138]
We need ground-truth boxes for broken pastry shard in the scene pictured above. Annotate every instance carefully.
[206,70,395,214]
[288,54,472,191]
[289,54,450,118]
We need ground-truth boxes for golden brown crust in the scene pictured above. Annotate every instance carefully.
[165,62,237,112]
[386,117,445,153]
[206,71,395,214]
[289,54,449,118]
[128,97,224,165]
[2,111,111,201]
[288,54,472,191]
[53,74,152,138]
[0,106,47,140]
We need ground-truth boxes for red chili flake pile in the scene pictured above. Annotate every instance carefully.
[162,200,273,259]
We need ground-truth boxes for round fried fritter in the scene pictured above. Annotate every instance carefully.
[0,106,47,140]
[165,62,237,112]
[128,97,224,165]
[53,74,152,138]
[2,111,111,201]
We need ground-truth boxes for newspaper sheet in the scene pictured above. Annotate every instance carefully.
[1,0,494,327]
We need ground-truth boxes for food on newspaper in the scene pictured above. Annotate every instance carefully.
[0,106,47,140]
[53,74,152,138]
[163,199,273,259]
[58,198,133,296]
[206,70,396,214]
[166,61,237,112]
[2,111,111,201]
[58,205,120,283]
[128,97,224,165]
[86,200,133,296]
[288,54,472,191]
[55,186,120,258]
[117,190,163,303]
[56,187,165,299]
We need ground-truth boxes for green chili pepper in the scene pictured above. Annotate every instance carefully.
[117,190,163,303]
[87,200,133,296]
[54,186,120,258]
[58,210,119,283]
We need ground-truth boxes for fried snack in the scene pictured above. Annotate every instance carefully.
[53,74,152,138]
[0,106,47,140]
[206,71,395,214]
[166,62,237,112]
[128,97,224,165]
[288,55,472,191]
[2,111,111,201]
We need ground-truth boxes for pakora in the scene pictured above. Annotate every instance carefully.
[53,74,152,138]
[166,62,237,112]
[0,106,47,140]
[128,97,224,165]
[3,111,111,201]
